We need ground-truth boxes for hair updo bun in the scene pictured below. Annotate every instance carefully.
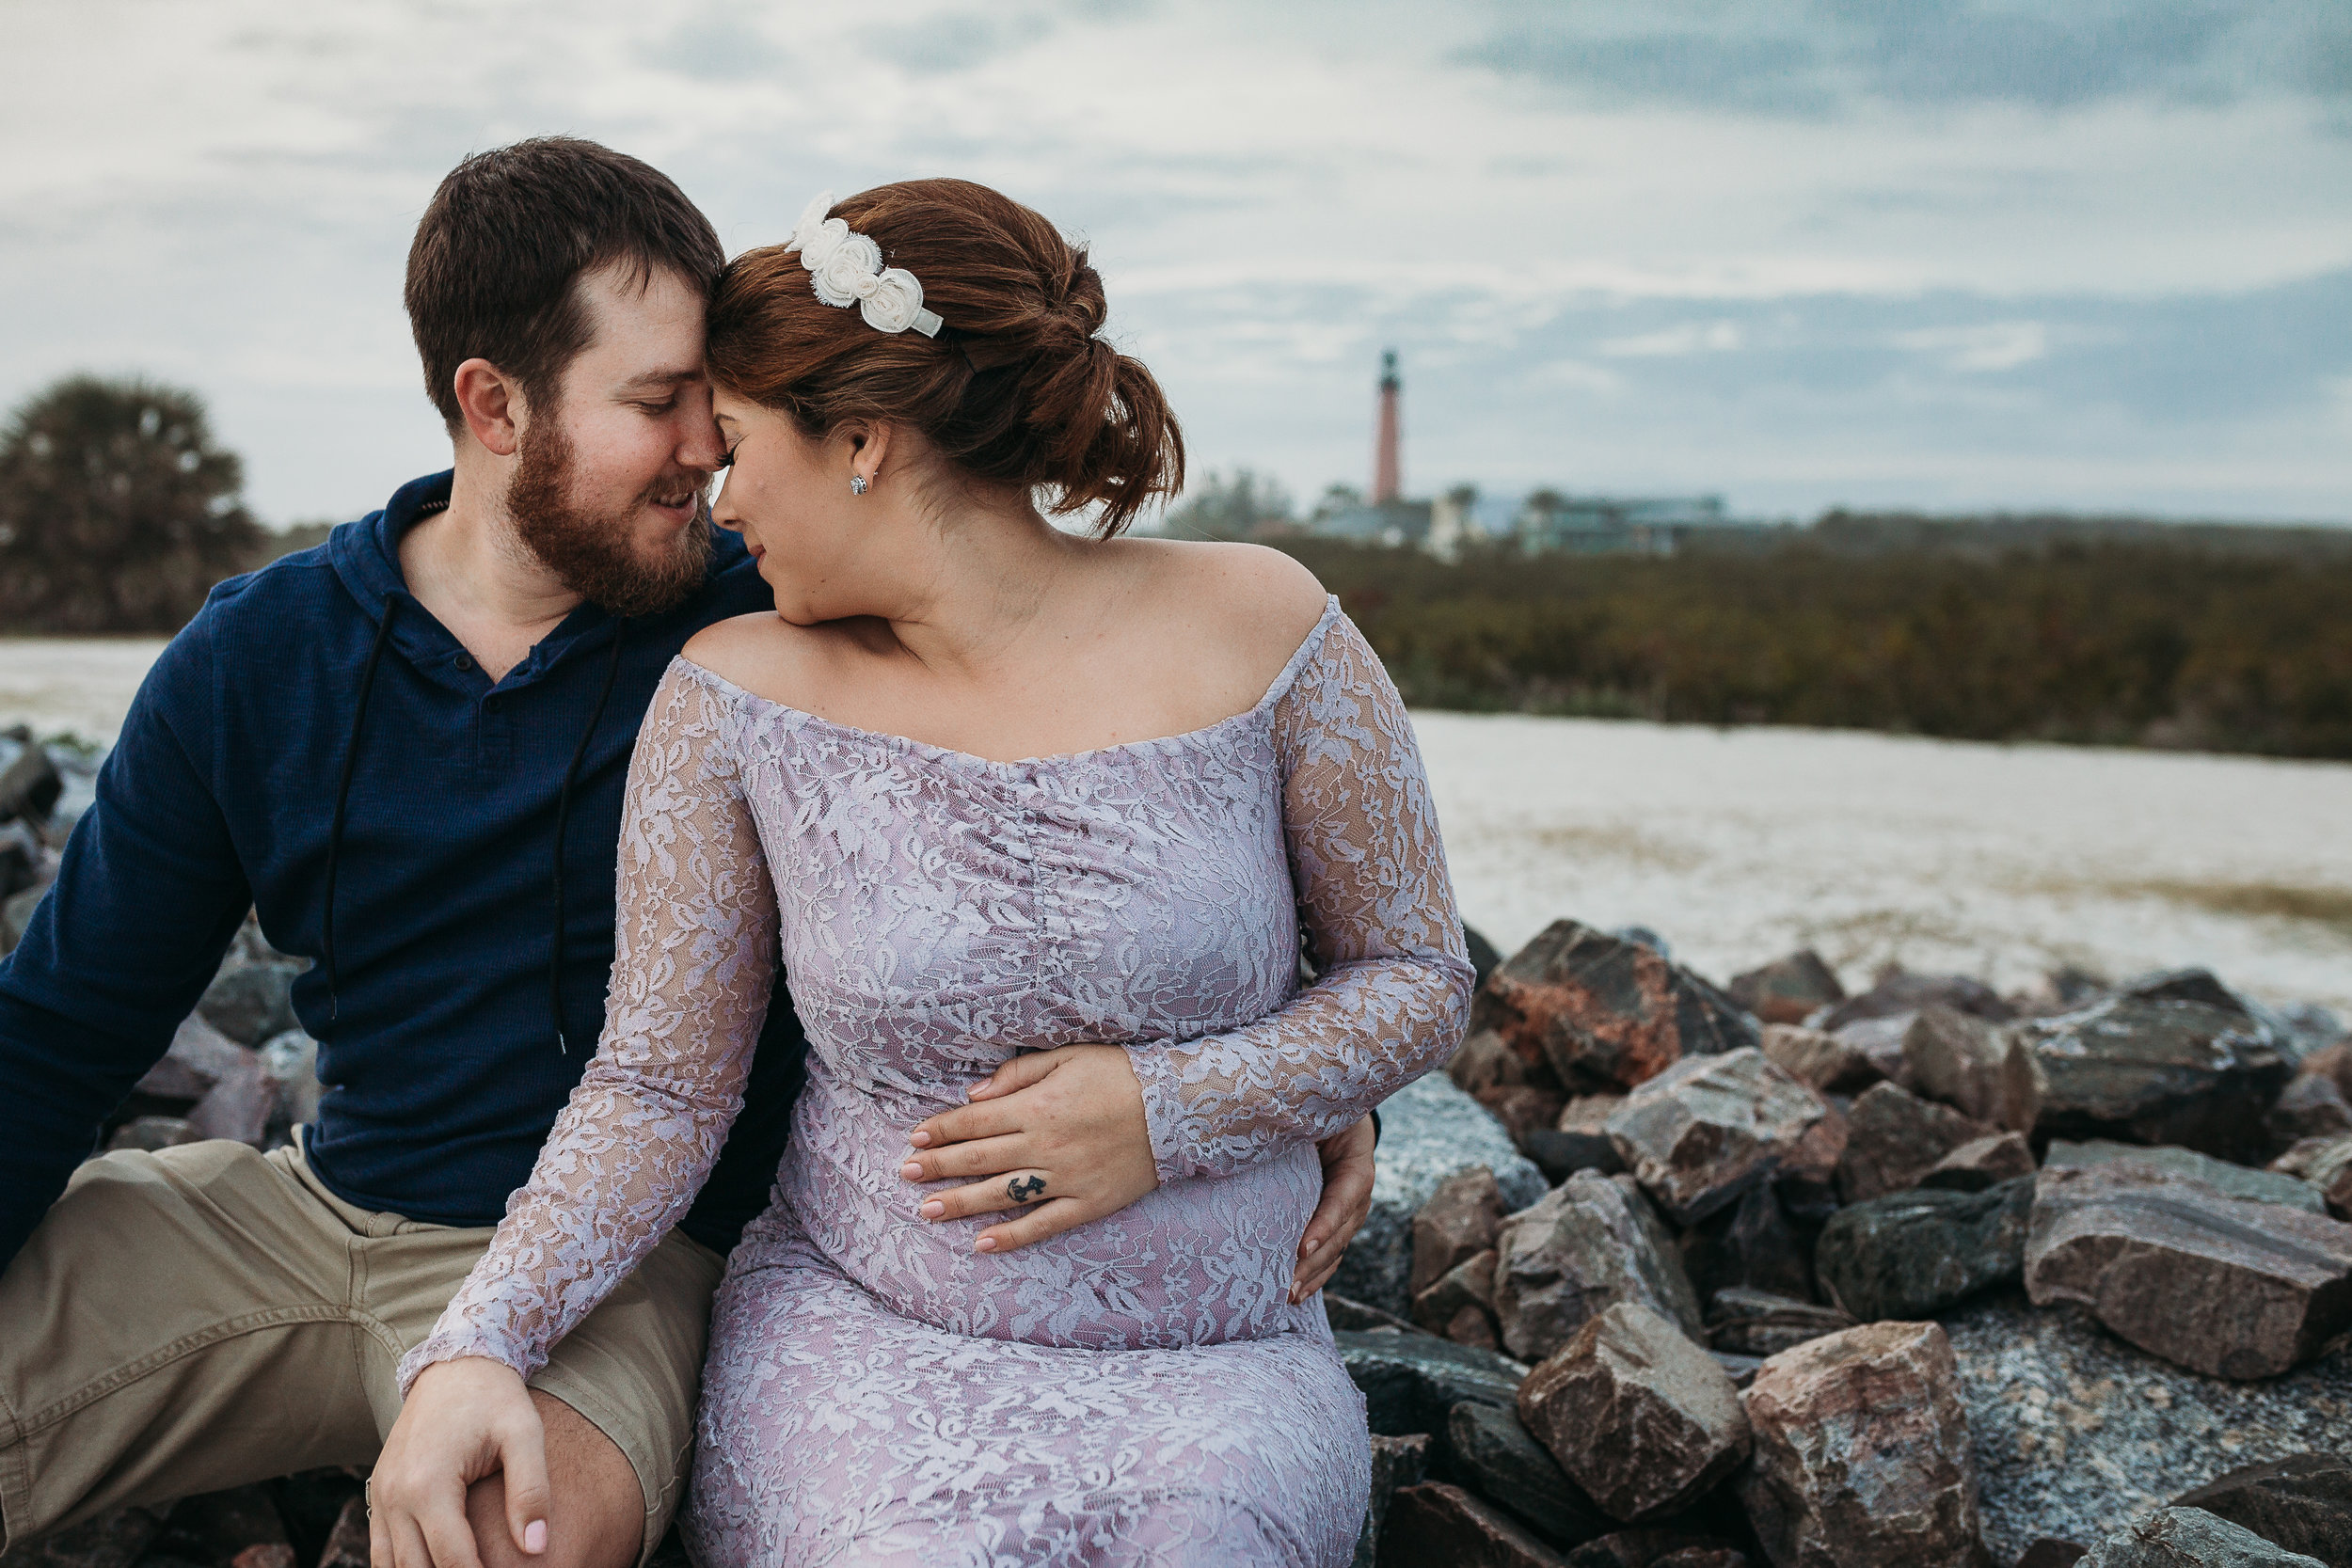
[706,179,1184,536]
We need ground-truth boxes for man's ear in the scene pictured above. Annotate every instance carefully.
[453,358,524,458]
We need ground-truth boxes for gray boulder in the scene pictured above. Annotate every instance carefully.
[1815,1179,2032,1321]
[2174,1455,2352,1568]
[1335,1073,1546,1315]
[1446,1402,1613,1548]
[2021,994,2292,1164]
[2079,1506,2325,1567]
[1338,1328,1526,1438]
[197,958,303,1047]
[1491,1171,1705,1364]
[1940,1291,2352,1563]
[2046,1139,2326,1216]
[1603,1048,1831,1226]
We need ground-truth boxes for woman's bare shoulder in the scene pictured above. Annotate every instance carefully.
[1116,537,1330,670]
[680,611,845,713]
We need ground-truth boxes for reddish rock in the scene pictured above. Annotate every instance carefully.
[1377,1482,1570,1567]
[1491,1171,1705,1363]
[1481,1084,1570,1148]
[1919,1131,2037,1192]
[1518,1303,1752,1524]
[2025,1161,2352,1379]
[1727,950,1845,1026]
[0,1506,166,1568]
[1737,1322,1986,1568]
[104,1115,205,1153]
[1704,1288,1857,1357]
[316,1495,372,1568]
[1836,1012,1918,1084]
[1413,1165,1505,1297]
[1454,1027,1556,1096]
[1559,1095,1626,1134]
[1412,1247,1498,1337]
[1563,1531,1744,1568]
[1758,1023,1881,1094]
[1836,1082,1995,1203]
[1478,920,1758,1094]
[2270,1133,2352,1220]
[1902,1004,2043,1132]
[2301,1040,2352,1101]
[1603,1049,1831,1225]
[1818,964,2014,1030]
[186,1045,276,1146]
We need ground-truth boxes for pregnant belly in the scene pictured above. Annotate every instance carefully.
[771,1073,1327,1350]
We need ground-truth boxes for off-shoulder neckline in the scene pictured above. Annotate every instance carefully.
[676,594,1343,773]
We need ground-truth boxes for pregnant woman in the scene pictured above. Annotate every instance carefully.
[389,180,1470,1564]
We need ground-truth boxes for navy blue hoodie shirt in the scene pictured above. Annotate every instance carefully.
[0,470,807,1271]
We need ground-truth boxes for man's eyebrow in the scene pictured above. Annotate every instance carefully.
[611,368,707,393]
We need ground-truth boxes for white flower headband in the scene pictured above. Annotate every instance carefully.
[786,191,944,338]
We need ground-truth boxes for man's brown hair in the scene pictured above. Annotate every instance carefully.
[405,137,723,429]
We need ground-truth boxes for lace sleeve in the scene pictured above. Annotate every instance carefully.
[1127,610,1472,1184]
[396,661,776,1393]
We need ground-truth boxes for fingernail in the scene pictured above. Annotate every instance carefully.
[900,1162,925,1180]
[920,1200,944,1218]
[975,1236,997,1252]
[908,1130,931,1148]
[525,1521,547,1554]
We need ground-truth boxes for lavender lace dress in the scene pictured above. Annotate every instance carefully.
[399,599,1472,1565]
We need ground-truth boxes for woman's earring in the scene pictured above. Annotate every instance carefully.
[850,473,868,496]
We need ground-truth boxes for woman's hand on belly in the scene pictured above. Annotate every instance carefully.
[899,1044,1158,1254]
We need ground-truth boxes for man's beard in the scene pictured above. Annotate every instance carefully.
[506,418,713,619]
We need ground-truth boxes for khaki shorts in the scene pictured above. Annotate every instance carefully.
[0,1133,724,1561]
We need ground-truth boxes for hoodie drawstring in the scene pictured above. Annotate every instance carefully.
[324,597,399,1028]
[549,628,626,1053]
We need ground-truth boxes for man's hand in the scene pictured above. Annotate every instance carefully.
[370,1356,549,1568]
[1293,1115,1375,1304]
[901,1045,1159,1254]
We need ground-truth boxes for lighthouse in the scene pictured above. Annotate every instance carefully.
[1373,348,1402,504]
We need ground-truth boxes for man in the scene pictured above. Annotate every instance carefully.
[0,138,1376,1568]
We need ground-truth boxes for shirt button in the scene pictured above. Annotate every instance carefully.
[453,654,474,671]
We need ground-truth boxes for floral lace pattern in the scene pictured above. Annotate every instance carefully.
[399,599,1471,1565]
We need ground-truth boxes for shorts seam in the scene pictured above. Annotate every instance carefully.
[10,1305,354,1441]
[524,1373,669,1568]
[0,1371,29,1555]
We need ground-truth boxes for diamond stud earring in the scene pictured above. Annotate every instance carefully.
[850,474,868,496]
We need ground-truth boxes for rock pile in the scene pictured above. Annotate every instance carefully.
[1337,926,2352,1566]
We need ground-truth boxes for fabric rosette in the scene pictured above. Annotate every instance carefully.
[785,191,943,337]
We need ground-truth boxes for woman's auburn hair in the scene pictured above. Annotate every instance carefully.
[705,179,1184,537]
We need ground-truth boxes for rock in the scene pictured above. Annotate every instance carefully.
[0,740,63,824]
[1329,1293,1422,1335]
[1336,1073,1548,1316]
[1454,1028,1551,1095]
[258,1028,322,1133]
[1481,1085,1571,1148]
[185,1047,277,1147]
[1341,1328,1527,1437]
[1727,951,1845,1027]
[1836,1082,1995,1202]
[1603,1049,1830,1226]
[1414,1249,1499,1339]
[2173,1455,2352,1568]
[2123,968,2252,1011]
[266,1469,365,1568]
[1446,1402,1613,1548]
[1703,1287,1856,1356]
[1377,1482,1570,1566]
[1356,1433,1433,1568]
[0,1506,165,1568]
[2017,1543,2091,1568]
[1816,1179,2033,1321]
[1903,1004,2043,1132]
[1477,920,1758,1095]
[2046,1139,2327,1216]
[1646,1552,1748,1568]
[1465,925,1505,992]
[131,1013,246,1104]
[1518,1303,1750,1524]
[1920,1131,2037,1192]
[1562,1531,1745,1568]
[1757,1022,1881,1094]
[1835,1011,1918,1083]
[1559,1095,1626,1134]
[1737,1321,1985,1568]
[2270,1134,2352,1219]
[1817,963,2014,1030]
[1416,1167,1506,1297]
[2079,1506,2326,1566]
[149,1489,292,1568]
[315,1496,371,1568]
[2024,1161,2352,1379]
[1941,1291,2352,1562]
[1523,1131,1625,1184]
[105,1116,203,1152]
[2301,1042,2352,1101]
[1772,1097,1848,1223]
[2267,1074,2352,1148]
[198,959,303,1047]
[1492,1171,1705,1363]
[2022,995,2292,1164]
[1679,1182,1814,1306]
[1710,1352,1762,1388]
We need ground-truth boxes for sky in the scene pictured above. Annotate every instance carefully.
[3,0,2348,528]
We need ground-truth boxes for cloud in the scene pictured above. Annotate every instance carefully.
[1601,321,1745,357]
[1891,321,2050,372]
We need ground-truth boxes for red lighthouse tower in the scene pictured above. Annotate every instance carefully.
[1373,348,1402,505]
